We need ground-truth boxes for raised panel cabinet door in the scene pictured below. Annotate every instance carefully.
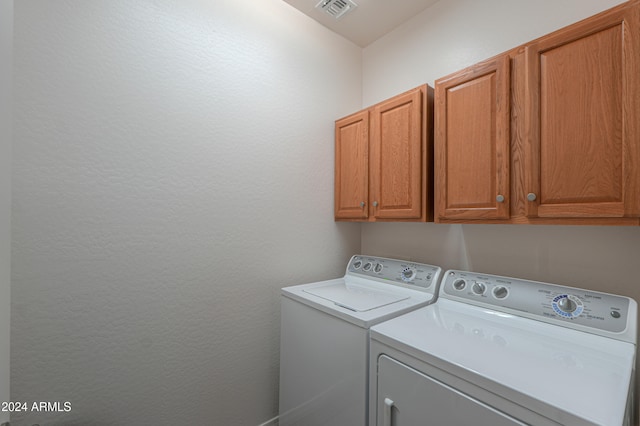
[435,56,511,220]
[370,87,426,220]
[524,2,640,218]
[335,110,369,220]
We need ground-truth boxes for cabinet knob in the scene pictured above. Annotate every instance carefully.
[372,201,379,207]
[360,201,365,208]
[496,195,505,203]
[527,193,537,202]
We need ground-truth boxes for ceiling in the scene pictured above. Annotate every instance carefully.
[283,0,441,47]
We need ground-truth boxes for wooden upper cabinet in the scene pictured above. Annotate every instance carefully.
[524,2,640,218]
[433,0,640,225]
[335,110,369,220]
[334,85,433,222]
[370,88,425,220]
[435,55,511,221]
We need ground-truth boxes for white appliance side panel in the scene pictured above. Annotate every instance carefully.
[279,297,368,426]
[376,355,526,426]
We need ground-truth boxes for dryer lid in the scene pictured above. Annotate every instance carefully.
[303,283,409,312]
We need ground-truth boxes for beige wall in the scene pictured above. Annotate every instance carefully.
[11,1,361,424]
[0,0,12,421]
[10,0,639,424]
[363,0,627,105]
[361,0,638,423]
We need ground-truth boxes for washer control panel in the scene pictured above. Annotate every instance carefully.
[347,255,441,292]
[441,270,634,336]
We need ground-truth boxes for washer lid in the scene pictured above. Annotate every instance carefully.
[281,276,436,328]
[303,283,409,312]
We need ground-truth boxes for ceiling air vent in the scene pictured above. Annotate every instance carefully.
[316,0,358,20]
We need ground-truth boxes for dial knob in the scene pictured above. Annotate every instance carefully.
[374,263,383,273]
[401,267,416,282]
[552,294,584,318]
[557,296,577,313]
[493,286,508,299]
[453,279,466,291]
[472,281,486,295]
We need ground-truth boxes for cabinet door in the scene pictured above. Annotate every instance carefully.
[524,3,640,218]
[375,355,526,426]
[335,110,369,220]
[370,88,425,220]
[435,56,511,220]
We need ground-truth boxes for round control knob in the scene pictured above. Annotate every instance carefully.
[552,294,584,318]
[374,263,383,273]
[453,279,466,291]
[352,260,362,269]
[493,286,508,299]
[472,281,486,295]
[401,267,416,282]
[557,297,577,313]
[363,262,373,272]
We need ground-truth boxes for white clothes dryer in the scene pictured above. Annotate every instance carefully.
[279,255,442,426]
[369,270,637,426]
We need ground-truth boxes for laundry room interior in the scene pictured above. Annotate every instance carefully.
[1,0,639,425]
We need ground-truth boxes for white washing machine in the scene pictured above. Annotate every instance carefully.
[369,270,637,426]
[279,255,442,426]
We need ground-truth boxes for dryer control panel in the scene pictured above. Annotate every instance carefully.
[347,255,441,293]
[440,270,637,343]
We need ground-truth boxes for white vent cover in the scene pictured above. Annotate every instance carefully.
[315,0,358,20]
